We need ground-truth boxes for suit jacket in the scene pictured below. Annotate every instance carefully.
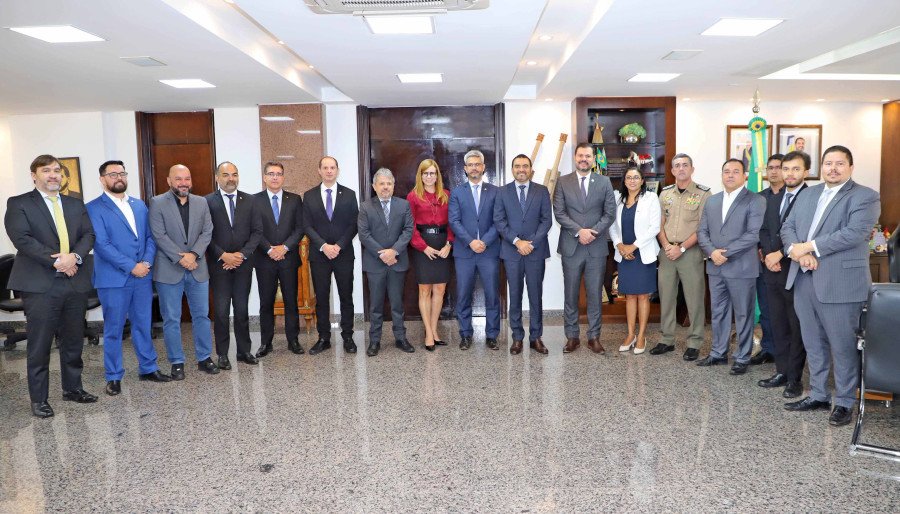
[4,189,95,293]
[148,192,213,284]
[492,181,552,262]
[781,179,880,302]
[204,190,262,275]
[758,184,807,286]
[553,171,617,258]
[697,187,766,278]
[448,181,501,259]
[302,183,358,263]
[608,190,662,264]
[254,189,304,268]
[358,196,413,273]
[86,193,155,289]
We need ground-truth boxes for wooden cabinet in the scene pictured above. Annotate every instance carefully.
[870,252,890,283]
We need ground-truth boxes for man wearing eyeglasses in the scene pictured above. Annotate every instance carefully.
[87,160,171,396]
[254,161,305,358]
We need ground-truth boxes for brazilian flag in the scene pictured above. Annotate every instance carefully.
[595,147,608,173]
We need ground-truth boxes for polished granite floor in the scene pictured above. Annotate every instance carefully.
[0,320,898,513]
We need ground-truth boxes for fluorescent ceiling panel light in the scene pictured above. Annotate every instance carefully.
[397,73,442,83]
[538,34,553,41]
[159,79,215,88]
[526,61,537,66]
[701,18,782,37]
[9,25,104,43]
[628,73,680,82]
[364,15,434,34]
[297,130,321,134]
[120,56,166,67]
[261,116,294,122]
[662,50,702,61]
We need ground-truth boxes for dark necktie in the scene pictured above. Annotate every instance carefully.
[225,193,235,226]
[519,184,527,212]
[381,200,390,225]
[271,194,280,223]
[780,192,793,219]
[325,188,333,220]
[580,176,587,201]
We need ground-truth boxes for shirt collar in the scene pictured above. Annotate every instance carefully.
[824,180,848,194]
[40,191,60,201]
[219,189,236,199]
[267,188,282,199]
[105,191,129,204]
[723,185,745,199]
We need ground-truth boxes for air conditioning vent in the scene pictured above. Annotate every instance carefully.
[304,0,488,14]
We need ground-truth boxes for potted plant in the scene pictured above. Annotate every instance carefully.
[618,123,647,144]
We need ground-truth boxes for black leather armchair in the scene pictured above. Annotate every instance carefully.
[0,254,28,350]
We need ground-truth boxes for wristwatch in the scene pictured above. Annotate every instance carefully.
[679,245,686,253]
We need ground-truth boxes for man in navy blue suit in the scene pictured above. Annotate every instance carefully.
[448,149,501,350]
[493,154,552,355]
[86,160,171,397]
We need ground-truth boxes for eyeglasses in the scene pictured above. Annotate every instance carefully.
[264,172,285,177]
[624,176,643,181]
[102,172,128,179]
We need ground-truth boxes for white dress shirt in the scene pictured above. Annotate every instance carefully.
[721,185,745,223]
[40,191,64,225]
[105,191,138,235]
[320,182,339,208]
[218,189,237,226]
[810,180,848,255]
[266,189,288,253]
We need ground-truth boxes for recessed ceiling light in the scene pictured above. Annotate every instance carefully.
[538,34,552,41]
[526,61,538,66]
[120,56,166,67]
[297,130,322,135]
[159,79,215,89]
[816,98,826,102]
[628,73,680,82]
[9,25,104,43]
[261,116,294,122]
[662,50,702,61]
[397,73,442,84]
[308,65,315,69]
[701,18,783,37]
[364,15,434,34]
[883,98,891,102]
[683,97,692,101]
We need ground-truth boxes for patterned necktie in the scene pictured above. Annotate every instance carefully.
[780,192,793,219]
[580,176,587,201]
[271,194,280,224]
[381,199,390,225]
[326,188,333,221]
[47,196,69,254]
[519,185,527,212]
[472,184,480,215]
[225,194,235,226]
[806,188,833,241]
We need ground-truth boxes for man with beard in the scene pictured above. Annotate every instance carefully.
[149,164,217,380]
[87,160,171,396]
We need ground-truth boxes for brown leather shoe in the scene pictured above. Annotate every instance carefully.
[587,337,606,354]
[510,340,524,355]
[530,338,549,355]
[563,338,580,353]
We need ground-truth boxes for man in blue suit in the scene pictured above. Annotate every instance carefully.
[448,149,501,350]
[493,154,552,355]
[86,161,171,397]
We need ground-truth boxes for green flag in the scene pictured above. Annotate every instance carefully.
[747,117,767,193]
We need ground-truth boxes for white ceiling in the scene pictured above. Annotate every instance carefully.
[1,0,900,116]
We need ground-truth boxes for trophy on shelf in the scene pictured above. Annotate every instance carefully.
[591,114,604,145]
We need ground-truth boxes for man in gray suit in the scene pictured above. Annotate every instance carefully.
[149,164,217,380]
[781,145,880,426]
[696,159,766,375]
[553,142,617,354]
[358,168,415,357]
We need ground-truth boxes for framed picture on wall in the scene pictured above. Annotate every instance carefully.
[644,179,660,195]
[57,157,83,199]
[776,125,822,180]
[726,124,774,177]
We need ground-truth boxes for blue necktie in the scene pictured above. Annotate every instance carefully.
[225,194,235,226]
[472,184,480,215]
[271,194,280,223]
[519,185,527,212]
[325,188,333,220]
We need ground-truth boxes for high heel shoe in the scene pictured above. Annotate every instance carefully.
[633,338,647,355]
[618,336,637,352]
[424,343,435,352]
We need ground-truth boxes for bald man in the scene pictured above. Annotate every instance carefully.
[149,164,217,381]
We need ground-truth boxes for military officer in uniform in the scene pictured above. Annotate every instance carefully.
[650,153,711,361]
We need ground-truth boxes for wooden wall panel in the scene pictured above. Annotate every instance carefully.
[880,101,900,230]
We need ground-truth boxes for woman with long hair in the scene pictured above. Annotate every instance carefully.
[407,159,454,351]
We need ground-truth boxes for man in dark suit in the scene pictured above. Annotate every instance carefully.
[758,151,809,397]
[254,161,305,358]
[553,142,617,354]
[87,160,171,397]
[781,145,880,426]
[357,168,415,357]
[205,162,262,370]
[750,155,784,366]
[302,156,359,355]
[696,159,767,375]
[448,149,501,351]
[493,154,552,355]
[4,154,97,418]
[149,164,217,380]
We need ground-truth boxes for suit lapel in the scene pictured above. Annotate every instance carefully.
[102,194,136,235]
[780,184,806,223]
[61,195,81,244]
[722,188,747,228]
[30,190,59,239]
[813,181,853,238]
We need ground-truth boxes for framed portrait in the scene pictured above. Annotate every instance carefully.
[644,179,660,195]
[726,125,774,178]
[57,157,84,199]
[776,125,822,180]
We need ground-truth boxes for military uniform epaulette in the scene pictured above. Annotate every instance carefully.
[695,184,710,191]
[662,184,675,191]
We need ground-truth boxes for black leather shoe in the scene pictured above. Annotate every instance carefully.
[784,396,830,411]
[424,343,435,352]
[750,351,775,365]
[396,339,415,353]
[62,389,98,403]
[460,336,473,350]
[649,343,675,355]
[729,362,749,375]
[682,348,700,361]
[139,370,173,382]
[758,373,787,388]
[486,338,499,350]
[343,338,357,354]
[236,353,259,365]
[288,340,306,355]
[106,380,121,396]
[197,358,220,375]
[829,406,853,426]
[171,364,185,381]
[783,381,802,398]
[434,339,448,346]
[366,343,380,357]
[31,401,54,418]
[309,339,330,355]
[696,355,728,367]
[256,342,274,358]
[217,355,232,370]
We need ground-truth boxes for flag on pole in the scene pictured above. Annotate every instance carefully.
[747,116,768,193]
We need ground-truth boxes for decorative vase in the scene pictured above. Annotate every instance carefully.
[622,134,640,144]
